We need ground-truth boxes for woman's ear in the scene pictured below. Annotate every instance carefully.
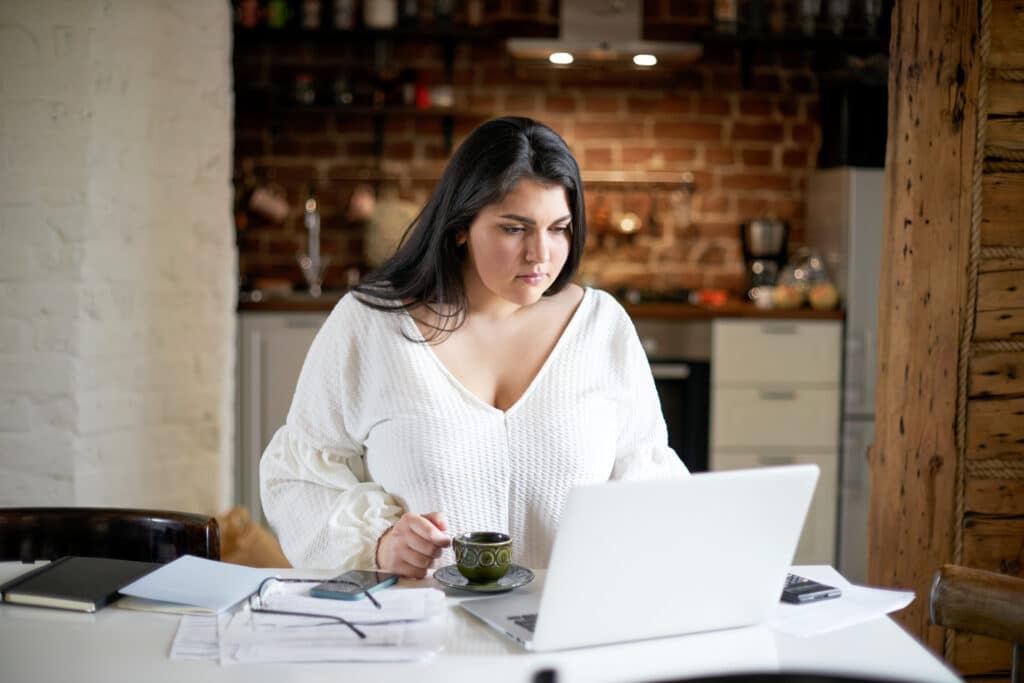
[454,230,467,247]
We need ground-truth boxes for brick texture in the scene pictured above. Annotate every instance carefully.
[0,1,235,512]
[234,5,821,294]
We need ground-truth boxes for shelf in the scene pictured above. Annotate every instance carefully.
[233,25,495,45]
[236,89,491,153]
[700,29,888,88]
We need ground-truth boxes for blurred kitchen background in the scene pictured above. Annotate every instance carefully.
[0,0,891,581]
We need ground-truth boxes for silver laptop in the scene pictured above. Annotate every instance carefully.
[461,465,818,652]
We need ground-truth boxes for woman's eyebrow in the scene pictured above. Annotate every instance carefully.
[498,213,572,226]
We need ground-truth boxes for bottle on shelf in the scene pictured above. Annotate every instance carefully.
[266,0,291,28]
[398,0,420,26]
[713,0,739,33]
[301,0,323,29]
[334,0,357,29]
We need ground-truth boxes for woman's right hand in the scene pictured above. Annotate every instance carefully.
[376,511,451,579]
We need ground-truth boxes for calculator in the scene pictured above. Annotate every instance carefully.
[781,573,842,604]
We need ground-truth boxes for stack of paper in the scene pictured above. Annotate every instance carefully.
[769,565,915,638]
[117,555,276,614]
[171,583,447,664]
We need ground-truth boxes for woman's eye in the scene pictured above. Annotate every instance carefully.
[550,224,571,233]
[501,225,525,234]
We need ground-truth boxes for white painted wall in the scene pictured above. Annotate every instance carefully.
[0,1,236,514]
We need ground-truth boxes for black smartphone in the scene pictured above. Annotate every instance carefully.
[309,570,400,601]
[781,573,842,604]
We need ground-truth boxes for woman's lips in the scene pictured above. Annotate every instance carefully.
[517,273,546,285]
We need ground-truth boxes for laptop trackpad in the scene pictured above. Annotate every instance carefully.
[462,592,542,644]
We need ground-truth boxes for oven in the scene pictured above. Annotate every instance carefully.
[634,319,711,473]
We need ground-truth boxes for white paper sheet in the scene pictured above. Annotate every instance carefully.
[169,585,447,664]
[769,565,914,638]
[120,555,276,612]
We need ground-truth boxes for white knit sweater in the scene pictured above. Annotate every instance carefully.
[260,288,688,570]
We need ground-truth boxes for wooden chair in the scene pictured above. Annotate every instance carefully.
[930,564,1024,683]
[0,507,220,564]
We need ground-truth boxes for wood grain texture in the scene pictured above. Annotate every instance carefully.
[965,479,1024,514]
[968,348,1024,397]
[931,564,1024,644]
[871,0,980,659]
[990,0,1024,68]
[966,395,1024,460]
[979,271,1024,310]
[988,80,1024,158]
[962,516,1024,578]
[981,175,1024,247]
[975,308,1024,339]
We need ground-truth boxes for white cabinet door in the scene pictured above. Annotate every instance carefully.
[711,451,838,565]
[711,387,840,449]
[713,320,841,385]
[237,313,327,524]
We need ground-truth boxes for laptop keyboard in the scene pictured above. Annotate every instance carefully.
[508,613,538,632]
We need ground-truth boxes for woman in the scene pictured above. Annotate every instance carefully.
[260,117,687,578]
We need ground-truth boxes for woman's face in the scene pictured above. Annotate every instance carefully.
[459,178,573,308]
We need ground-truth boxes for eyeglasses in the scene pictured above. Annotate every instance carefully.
[247,576,385,640]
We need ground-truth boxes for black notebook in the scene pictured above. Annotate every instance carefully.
[0,556,161,613]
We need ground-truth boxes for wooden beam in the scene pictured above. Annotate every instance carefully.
[871,0,981,657]
[968,348,1024,397]
[988,80,1024,155]
[981,174,1024,247]
[975,308,1024,340]
[990,0,1024,69]
[978,270,1024,310]
[965,479,1024,514]
[966,394,1024,460]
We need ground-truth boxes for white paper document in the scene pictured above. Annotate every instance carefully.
[769,565,914,638]
[170,585,446,664]
[120,555,276,613]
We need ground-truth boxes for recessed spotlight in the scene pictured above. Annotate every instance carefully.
[633,54,657,66]
[549,52,574,65]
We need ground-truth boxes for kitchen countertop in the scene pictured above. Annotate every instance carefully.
[237,290,845,320]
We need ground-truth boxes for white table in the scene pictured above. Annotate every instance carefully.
[0,563,961,683]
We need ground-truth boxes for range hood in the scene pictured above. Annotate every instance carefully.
[506,0,702,65]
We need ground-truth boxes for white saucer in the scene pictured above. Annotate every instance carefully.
[433,564,535,593]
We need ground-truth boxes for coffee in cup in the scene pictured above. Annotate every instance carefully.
[453,531,512,583]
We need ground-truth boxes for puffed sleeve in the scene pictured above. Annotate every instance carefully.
[260,295,404,569]
[607,301,691,480]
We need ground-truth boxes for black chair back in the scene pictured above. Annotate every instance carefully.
[0,507,220,563]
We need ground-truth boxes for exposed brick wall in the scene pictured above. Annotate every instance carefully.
[234,1,821,293]
[0,1,235,512]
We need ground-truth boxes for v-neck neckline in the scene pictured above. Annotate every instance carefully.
[402,288,592,416]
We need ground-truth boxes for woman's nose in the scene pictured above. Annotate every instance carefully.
[525,232,549,263]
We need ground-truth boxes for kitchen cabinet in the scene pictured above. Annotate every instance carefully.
[236,311,328,524]
[709,319,842,564]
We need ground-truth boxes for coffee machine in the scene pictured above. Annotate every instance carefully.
[740,218,789,295]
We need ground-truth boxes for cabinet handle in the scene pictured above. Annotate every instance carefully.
[758,389,796,401]
[760,323,798,335]
[759,454,795,466]
[651,362,691,380]
[285,318,326,329]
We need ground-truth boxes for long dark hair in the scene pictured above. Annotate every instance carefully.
[354,116,587,341]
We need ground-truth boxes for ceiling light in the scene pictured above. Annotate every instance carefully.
[549,52,574,65]
[633,54,657,66]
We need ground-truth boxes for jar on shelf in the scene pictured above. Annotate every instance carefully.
[364,0,398,28]
[333,73,354,105]
[293,72,317,105]
[266,0,291,28]
[301,0,323,29]
[333,0,356,29]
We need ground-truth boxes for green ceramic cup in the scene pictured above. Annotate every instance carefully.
[453,531,512,583]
